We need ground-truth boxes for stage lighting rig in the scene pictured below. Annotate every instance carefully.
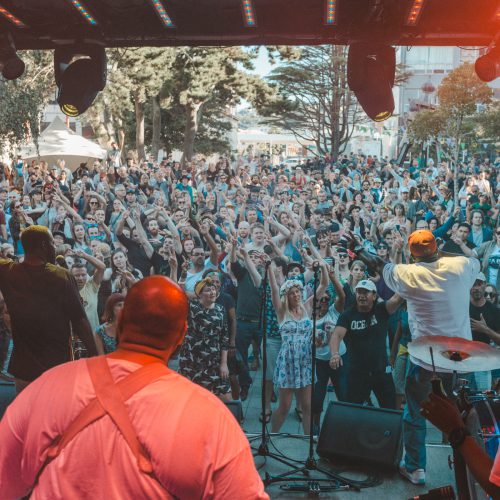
[347,44,395,122]
[54,44,107,117]
[475,44,500,83]
[0,33,25,81]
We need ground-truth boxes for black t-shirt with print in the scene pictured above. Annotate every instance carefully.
[337,301,390,372]
[469,301,500,344]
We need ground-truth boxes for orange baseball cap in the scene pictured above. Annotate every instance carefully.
[408,229,437,258]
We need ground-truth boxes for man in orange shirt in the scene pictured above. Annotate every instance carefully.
[0,276,268,499]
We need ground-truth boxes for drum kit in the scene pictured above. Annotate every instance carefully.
[409,336,500,500]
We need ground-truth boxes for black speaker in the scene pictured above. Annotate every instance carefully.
[225,401,243,424]
[317,401,403,470]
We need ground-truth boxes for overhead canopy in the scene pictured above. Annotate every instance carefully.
[2,0,498,49]
[20,117,107,172]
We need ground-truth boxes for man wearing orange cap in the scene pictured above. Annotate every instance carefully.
[345,230,480,486]
[0,276,268,499]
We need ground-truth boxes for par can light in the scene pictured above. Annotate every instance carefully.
[475,46,500,82]
[54,44,107,117]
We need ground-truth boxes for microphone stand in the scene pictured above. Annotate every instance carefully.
[251,260,299,469]
[263,263,360,493]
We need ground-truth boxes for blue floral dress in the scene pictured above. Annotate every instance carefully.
[273,315,313,389]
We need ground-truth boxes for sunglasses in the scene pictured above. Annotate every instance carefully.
[14,205,21,209]
[485,292,497,298]
[338,253,348,258]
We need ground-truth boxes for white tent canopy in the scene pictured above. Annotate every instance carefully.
[20,117,107,172]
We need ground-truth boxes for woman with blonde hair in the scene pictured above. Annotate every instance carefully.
[268,259,329,434]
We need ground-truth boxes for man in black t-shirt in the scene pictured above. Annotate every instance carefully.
[329,279,403,409]
[468,272,500,391]
[0,226,96,394]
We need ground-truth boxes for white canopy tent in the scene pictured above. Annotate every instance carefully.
[20,117,107,172]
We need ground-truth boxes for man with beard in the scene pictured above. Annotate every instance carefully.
[0,226,96,394]
[468,272,500,391]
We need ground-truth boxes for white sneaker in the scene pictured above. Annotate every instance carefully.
[399,463,425,485]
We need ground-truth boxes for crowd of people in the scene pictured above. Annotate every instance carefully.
[0,149,499,489]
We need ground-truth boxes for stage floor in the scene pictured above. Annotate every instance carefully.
[238,361,456,499]
[1,363,456,498]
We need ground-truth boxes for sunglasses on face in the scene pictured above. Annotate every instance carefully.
[485,292,497,298]
[338,254,348,258]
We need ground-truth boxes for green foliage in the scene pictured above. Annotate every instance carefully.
[257,45,361,158]
[476,101,500,140]
[437,62,492,118]
[408,109,446,143]
[0,50,54,155]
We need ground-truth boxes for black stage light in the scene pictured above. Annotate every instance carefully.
[0,33,25,80]
[347,44,395,122]
[475,46,500,82]
[54,44,107,117]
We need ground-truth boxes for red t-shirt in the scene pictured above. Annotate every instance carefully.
[0,358,269,500]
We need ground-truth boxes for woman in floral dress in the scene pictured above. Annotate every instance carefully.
[268,260,329,434]
[178,278,231,400]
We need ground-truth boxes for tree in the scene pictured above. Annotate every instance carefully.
[437,62,492,203]
[257,46,410,160]
[476,101,500,141]
[164,47,273,164]
[0,50,54,155]
[85,48,175,159]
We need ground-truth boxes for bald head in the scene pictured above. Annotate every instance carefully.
[118,276,188,358]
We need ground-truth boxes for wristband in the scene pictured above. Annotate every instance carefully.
[331,352,340,358]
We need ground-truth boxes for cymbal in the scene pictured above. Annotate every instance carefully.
[408,336,500,372]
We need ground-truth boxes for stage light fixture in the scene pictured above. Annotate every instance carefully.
[325,0,337,25]
[54,44,107,117]
[405,0,426,26]
[241,0,257,27]
[147,0,175,28]
[347,44,395,122]
[0,33,25,80]
[475,46,500,82]
[0,4,26,27]
[66,0,97,25]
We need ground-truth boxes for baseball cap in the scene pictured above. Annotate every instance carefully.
[374,177,382,183]
[476,272,487,282]
[355,280,377,293]
[401,187,410,193]
[408,230,437,258]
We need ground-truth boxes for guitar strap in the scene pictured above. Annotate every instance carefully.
[32,357,170,489]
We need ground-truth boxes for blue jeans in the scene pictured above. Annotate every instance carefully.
[236,320,262,390]
[403,361,454,472]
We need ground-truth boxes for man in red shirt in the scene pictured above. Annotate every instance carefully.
[0,276,268,499]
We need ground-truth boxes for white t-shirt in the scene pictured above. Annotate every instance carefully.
[185,258,217,292]
[316,305,346,361]
[383,256,480,371]
[79,278,100,333]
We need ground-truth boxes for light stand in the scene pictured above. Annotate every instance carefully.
[251,260,302,470]
[263,263,360,493]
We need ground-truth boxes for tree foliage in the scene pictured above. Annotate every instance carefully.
[257,46,362,159]
[0,50,54,155]
[476,100,500,141]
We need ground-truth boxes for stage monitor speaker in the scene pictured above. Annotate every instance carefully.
[225,401,243,423]
[317,401,403,471]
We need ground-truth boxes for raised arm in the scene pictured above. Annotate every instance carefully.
[73,249,106,286]
[200,223,219,266]
[239,245,262,288]
[268,260,283,320]
[132,210,154,259]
